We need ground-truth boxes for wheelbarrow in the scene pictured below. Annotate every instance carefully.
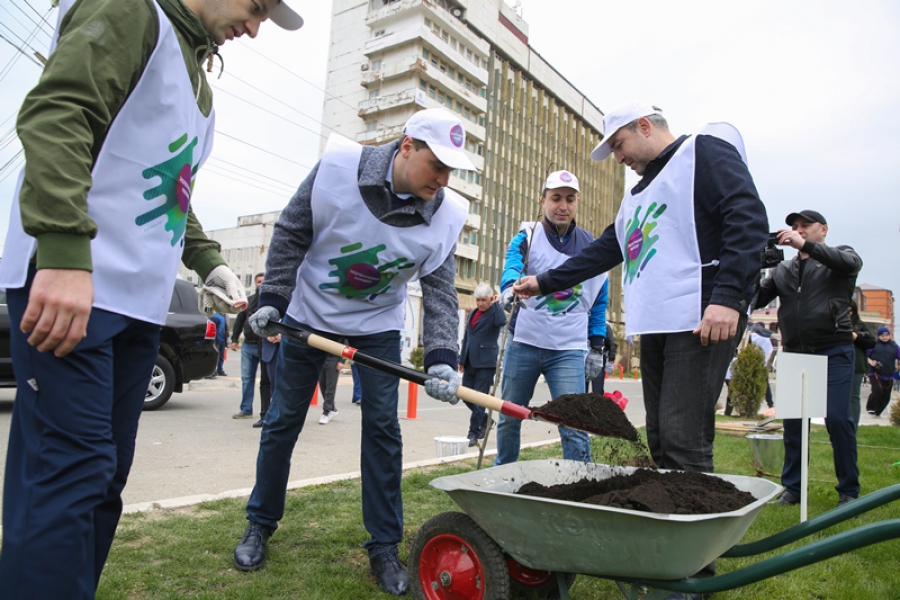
[408,459,900,599]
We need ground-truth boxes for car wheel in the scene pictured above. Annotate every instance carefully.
[145,355,175,411]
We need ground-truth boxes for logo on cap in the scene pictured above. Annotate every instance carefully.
[560,171,573,183]
[449,124,464,148]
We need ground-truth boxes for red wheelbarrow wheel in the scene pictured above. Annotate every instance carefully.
[507,556,576,599]
[410,511,510,600]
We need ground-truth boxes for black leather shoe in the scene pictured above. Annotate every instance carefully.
[252,419,264,429]
[217,371,228,376]
[467,435,478,447]
[234,522,272,571]
[370,549,409,596]
[776,491,800,506]
[837,494,857,507]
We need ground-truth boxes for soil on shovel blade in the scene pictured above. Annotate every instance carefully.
[534,393,639,442]
[516,469,756,515]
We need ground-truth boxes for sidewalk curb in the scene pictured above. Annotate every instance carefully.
[121,437,562,516]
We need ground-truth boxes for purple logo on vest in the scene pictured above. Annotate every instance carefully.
[177,164,192,213]
[627,228,644,261]
[449,124,464,148]
[346,263,381,290]
[560,171,573,183]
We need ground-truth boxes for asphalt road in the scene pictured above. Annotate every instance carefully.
[0,351,649,515]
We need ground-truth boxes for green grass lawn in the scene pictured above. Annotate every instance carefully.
[96,424,900,599]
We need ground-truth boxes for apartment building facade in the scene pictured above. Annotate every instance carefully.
[322,0,624,319]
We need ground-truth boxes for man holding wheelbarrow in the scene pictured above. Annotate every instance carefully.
[232,108,476,596]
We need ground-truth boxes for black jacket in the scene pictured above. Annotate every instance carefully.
[459,303,506,369]
[756,241,861,353]
[231,291,261,345]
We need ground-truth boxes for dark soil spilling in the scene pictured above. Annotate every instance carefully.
[516,469,756,515]
[534,393,639,442]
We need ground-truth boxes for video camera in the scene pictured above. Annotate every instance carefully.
[761,232,784,269]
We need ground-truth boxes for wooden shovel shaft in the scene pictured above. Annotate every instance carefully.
[268,321,532,421]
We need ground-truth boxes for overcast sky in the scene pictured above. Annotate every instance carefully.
[1,0,898,315]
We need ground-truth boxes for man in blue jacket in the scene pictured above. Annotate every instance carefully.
[459,284,506,446]
[495,169,609,465]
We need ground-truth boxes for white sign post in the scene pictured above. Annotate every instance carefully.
[775,352,828,522]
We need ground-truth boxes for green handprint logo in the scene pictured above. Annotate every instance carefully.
[533,283,586,315]
[320,241,416,299]
[622,202,667,284]
[136,133,198,247]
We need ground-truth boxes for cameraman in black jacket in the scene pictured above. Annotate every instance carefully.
[755,210,861,508]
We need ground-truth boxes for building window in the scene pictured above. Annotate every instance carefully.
[428,85,436,99]
[420,79,427,91]
[422,48,429,60]
[369,88,380,98]
[367,121,377,132]
[373,29,385,37]
[244,274,252,287]
[370,59,382,71]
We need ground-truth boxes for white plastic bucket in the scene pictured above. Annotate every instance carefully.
[434,436,469,458]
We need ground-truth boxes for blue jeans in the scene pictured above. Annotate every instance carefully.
[351,362,362,403]
[782,344,859,499]
[215,340,227,373]
[247,316,403,554]
[0,271,160,599]
[641,324,743,472]
[494,341,590,465]
[239,342,261,415]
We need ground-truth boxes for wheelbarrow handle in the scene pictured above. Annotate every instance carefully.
[267,321,531,421]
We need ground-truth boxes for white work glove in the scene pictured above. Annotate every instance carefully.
[604,361,614,375]
[500,287,516,311]
[424,364,460,404]
[199,265,248,316]
[584,348,605,381]
[249,306,281,338]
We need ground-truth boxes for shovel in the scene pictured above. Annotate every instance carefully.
[268,321,613,436]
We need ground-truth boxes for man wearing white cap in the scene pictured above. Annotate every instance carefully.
[0,0,302,597]
[494,170,609,466]
[515,104,767,479]
[233,108,476,595]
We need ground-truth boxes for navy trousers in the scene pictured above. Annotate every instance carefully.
[0,274,160,599]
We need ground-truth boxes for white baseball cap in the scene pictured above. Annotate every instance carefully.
[270,1,304,31]
[544,170,580,193]
[590,102,664,162]
[403,108,478,171]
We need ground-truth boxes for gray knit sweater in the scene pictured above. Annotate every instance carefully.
[259,140,460,369]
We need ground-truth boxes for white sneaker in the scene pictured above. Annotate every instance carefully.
[319,410,337,425]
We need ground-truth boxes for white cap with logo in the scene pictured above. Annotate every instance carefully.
[270,1,304,30]
[590,102,664,162]
[403,108,478,171]
[544,170,580,193]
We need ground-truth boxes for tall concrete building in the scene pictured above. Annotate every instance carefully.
[322,0,624,318]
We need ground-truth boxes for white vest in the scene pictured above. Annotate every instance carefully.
[614,123,747,336]
[0,0,215,325]
[287,134,468,335]
[513,223,607,351]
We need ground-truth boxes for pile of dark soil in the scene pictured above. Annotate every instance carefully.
[534,393,639,442]
[516,469,755,515]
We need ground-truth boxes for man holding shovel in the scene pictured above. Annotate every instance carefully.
[232,108,476,596]
[0,0,303,597]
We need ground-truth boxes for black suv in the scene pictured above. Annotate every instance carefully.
[0,278,218,410]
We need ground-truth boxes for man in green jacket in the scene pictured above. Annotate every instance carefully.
[0,0,301,597]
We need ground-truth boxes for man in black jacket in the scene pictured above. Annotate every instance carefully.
[756,209,861,507]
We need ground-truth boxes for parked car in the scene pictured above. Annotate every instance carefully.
[0,278,218,410]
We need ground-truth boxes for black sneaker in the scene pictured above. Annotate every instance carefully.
[369,548,409,596]
[233,522,272,572]
[837,494,857,507]
[217,371,228,377]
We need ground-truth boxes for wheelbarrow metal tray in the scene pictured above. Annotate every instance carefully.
[430,460,782,580]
